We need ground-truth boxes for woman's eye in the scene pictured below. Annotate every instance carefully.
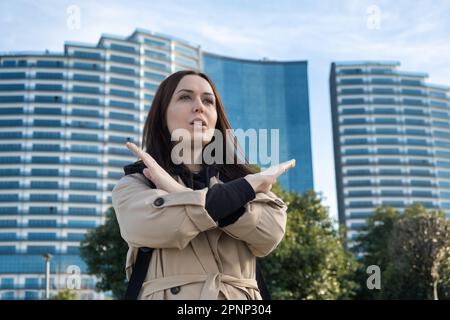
[180,95,214,106]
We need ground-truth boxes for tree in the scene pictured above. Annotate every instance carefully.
[80,207,128,299]
[259,188,359,299]
[352,206,400,299]
[354,203,450,300]
[389,208,450,300]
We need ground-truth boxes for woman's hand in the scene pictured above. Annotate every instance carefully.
[244,159,296,193]
[125,142,190,193]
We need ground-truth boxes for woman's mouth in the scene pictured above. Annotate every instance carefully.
[189,120,207,128]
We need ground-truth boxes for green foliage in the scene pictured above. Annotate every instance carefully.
[50,289,79,300]
[354,203,450,300]
[80,207,129,299]
[260,188,359,299]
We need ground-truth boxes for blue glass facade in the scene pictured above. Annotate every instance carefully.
[0,29,201,299]
[203,53,313,193]
[330,61,450,243]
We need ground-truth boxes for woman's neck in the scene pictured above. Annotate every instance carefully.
[184,146,203,173]
[185,163,203,174]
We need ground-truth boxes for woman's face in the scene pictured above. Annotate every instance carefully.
[166,75,218,144]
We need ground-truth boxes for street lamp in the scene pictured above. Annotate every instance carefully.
[43,253,52,299]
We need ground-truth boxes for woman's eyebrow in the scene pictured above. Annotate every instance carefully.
[176,89,214,96]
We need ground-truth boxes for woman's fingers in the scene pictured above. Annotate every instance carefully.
[125,142,157,168]
[125,142,143,158]
[143,168,152,179]
[125,142,146,159]
[276,159,295,176]
[261,159,296,178]
[281,159,296,173]
[126,142,188,193]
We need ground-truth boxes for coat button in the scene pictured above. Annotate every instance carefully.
[170,286,180,295]
[153,197,164,206]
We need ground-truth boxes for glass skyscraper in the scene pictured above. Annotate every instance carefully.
[330,61,450,244]
[0,29,313,299]
[0,29,201,299]
[203,53,313,193]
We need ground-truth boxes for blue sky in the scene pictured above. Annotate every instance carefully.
[1,0,450,223]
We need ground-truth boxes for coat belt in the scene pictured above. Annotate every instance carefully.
[140,273,259,299]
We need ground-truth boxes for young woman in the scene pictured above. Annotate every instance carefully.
[112,70,295,300]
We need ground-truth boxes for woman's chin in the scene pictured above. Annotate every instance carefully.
[191,137,212,146]
[188,124,208,132]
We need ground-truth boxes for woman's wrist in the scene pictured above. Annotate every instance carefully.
[244,174,259,193]
[161,180,191,193]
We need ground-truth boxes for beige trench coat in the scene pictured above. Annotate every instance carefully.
[111,172,288,300]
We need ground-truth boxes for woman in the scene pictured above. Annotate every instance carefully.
[112,70,295,300]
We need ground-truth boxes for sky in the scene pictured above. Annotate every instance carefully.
[1,0,450,223]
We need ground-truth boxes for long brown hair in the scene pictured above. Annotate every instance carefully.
[141,70,255,181]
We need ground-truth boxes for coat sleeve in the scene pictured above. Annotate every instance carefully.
[220,191,288,257]
[112,173,217,250]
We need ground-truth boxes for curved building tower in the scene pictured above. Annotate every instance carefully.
[330,61,450,244]
[0,29,201,299]
[203,53,313,193]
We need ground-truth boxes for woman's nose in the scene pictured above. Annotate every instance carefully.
[193,97,206,113]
